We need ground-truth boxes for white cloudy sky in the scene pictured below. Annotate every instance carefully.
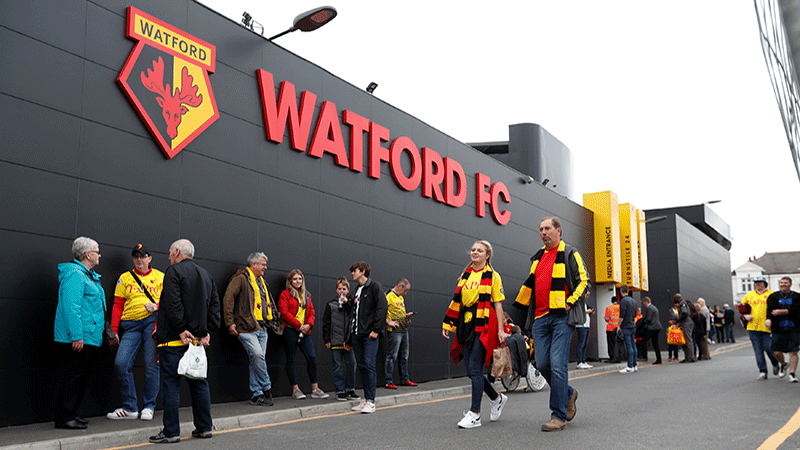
[199,0,800,269]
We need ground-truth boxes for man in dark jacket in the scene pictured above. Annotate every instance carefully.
[765,277,800,382]
[347,261,387,414]
[723,304,736,343]
[150,239,220,444]
[641,297,663,364]
[222,252,275,407]
[618,285,638,373]
[674,294,695,363]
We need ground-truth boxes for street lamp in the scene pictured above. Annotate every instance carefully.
[644,216,667,225]
[268,6,338,41]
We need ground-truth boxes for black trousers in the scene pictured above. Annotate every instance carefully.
[54,342,99,425]
[642,329,662,362]
[606,330,623,361]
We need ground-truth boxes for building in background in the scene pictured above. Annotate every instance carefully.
[640,204,734,348]
[732,251,800,303]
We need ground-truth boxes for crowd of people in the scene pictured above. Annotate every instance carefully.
[52,238,418,441]
[54,219,796,442]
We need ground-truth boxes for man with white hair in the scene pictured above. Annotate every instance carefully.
[150,239,220,444]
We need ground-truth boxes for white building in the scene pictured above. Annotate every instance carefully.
[731,251,800,304]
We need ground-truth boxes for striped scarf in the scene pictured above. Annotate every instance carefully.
[247,267,272,321]
[443,265,497,365]
[514,240,568,318]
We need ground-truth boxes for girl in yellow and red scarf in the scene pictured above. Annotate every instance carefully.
[442,240,509,429]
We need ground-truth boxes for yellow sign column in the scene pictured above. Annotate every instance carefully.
[619,203,640,289]
[636,208,649,291]
[582,191,622,284]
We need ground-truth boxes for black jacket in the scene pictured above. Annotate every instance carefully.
[323,297,353,347]
[724,308,735,325]
[348,278,387,337]
[643,303,662,331]
[766,290,800,333]
[156,259,221,345]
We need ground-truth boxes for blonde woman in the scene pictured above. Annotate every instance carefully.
[278,269,328,399]
[442,240,508,428]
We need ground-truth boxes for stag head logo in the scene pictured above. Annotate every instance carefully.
[118,7,218,159]
[141,57,203,140]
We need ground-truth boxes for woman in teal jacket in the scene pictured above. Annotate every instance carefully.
[53,237,106,430]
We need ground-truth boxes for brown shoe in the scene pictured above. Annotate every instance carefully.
[541,417,566,432]
[566,388,578,421]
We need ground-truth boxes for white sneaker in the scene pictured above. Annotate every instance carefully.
[360,401,376,414]
[790,375,798,383]
[490,393,507,422]
[351,400,367,411]
[311,388,329,399]
[140,408,154,421]
[633,366,638,372]
[577,362,593,369]
[758,372,768,380]
[106,408,138,420]
[457,411,481,429]
[619,367,634,374]
[780,364,788,378]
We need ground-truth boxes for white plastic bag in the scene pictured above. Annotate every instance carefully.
[177,343,207,379]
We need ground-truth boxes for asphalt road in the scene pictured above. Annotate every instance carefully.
[132,345,800,450]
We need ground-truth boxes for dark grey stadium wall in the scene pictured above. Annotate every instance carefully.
[0,0,593,426]
[642,214,732,350]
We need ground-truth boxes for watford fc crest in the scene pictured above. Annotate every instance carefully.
[118,7,219,159]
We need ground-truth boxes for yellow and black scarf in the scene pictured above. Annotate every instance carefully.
[514,240,568,318]
[443,265,498,364]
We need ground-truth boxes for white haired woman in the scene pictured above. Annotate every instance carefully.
[53,237,106,429]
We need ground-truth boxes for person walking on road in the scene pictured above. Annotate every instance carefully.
[513,217,590,431]
[741,277,779,379]
[442,240,508,429]
[765,277,800,382]
[641,297,663,364]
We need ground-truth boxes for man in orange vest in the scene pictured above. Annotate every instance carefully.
[604,296,621,363]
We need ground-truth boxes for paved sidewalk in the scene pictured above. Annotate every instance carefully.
[0,343,746,450]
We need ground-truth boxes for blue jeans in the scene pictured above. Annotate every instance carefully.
[352,334,379,401]
[158,346,212,438]
[575,327,590,364]
[725,324,736,343]
[749,330,779,373]
[621,327,638,368]
[462,338,498,414]
[385,331,410,384]
[237,328,271,397]
[330,348,356,392]
[532,314,575,421]
[115,314,158,411]
[282,328,319,386]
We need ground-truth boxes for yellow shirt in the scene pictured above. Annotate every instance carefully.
[115,269,164,321]
[741,289,774,332]
[386,290,407,332]
[461,267,505,307]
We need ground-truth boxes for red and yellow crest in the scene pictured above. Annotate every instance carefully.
[118,7,218,159]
